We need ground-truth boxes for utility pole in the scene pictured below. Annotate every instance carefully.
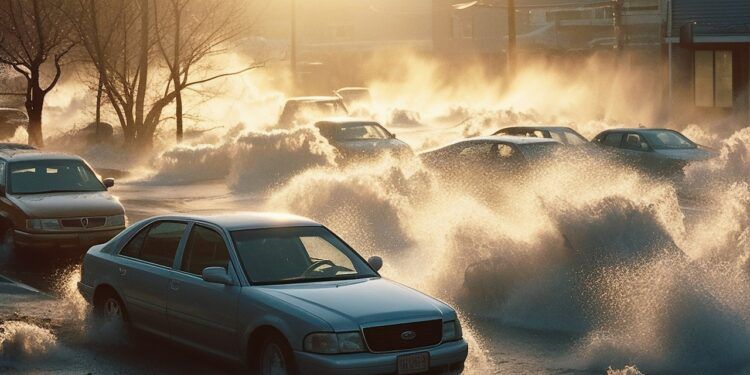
[290,0,297,90]
[507,0,517,79]
[613,0,624,51]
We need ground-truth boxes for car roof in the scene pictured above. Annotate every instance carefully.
[148,212,322,231]
[315,116,380,125]
[498,125,575,131]
[336,87,369,92]
[464,135,561,145]
[0,148,83,161]
[597,127,676,134]
[286,96,342,103]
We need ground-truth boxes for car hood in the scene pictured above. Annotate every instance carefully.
[8,191,124,218]
[256,278,453,331]
[653,148,715,161]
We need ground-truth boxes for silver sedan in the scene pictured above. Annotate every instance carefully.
[78,212,468,374]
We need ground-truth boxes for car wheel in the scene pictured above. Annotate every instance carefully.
[258,333,297,375]
[94,290,128,323]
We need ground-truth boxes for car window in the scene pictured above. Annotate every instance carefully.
[602,133,623,147]
[8,159,105,194]
[623,133,646,151]
[120,221,187,267]
[181,225,230,276]
[232,226,377,284]
[458,142,492,159]
[0,161,6,187]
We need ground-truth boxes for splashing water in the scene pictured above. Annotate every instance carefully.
[0,321,58,360]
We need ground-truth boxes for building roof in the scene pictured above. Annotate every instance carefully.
[672,0,750,38]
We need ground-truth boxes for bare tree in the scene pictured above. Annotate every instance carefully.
[0,0,74,146]
[68,0,262,149]
[153,0,264,142]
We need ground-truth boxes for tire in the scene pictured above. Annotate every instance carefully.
[94,289,129,323]
[257,333,298,375]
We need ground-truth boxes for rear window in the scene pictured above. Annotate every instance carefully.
[120,221,187,267]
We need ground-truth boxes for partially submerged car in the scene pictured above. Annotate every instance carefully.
[0,145,125,251]
[335,87,372,110]
[492,126,589,146]
[0,108,28,139]
[78,212,468,374]
[592,128,715,176]
[420,136,562,176]
[315,117,413,161]
[278,96,348,128]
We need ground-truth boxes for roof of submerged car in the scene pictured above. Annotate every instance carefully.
[286,96,342,103]
[316,116,380,125]
[150,212,322,231]
[498,125,574,131]
[597,127,677,134]
[465,135,561,145]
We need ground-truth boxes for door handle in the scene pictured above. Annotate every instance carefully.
[118,266,127,277]
[170,279,180,291]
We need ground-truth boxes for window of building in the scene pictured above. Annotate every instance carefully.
[695,50,733,108]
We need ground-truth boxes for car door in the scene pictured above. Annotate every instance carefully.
[116,220,188,335]
[619,133,653,169]
[167,223,241,358]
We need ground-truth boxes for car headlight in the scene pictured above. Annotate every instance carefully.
[26,219,61,231]
[442,320,463,342]
[303,332,366,354]
[106,214,126,227]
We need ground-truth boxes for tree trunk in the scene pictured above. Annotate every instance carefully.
[26,93,44,147]
[134,0,150,136]
[25,70,45,147]
[95,73,103,143]
[173,0,183,142]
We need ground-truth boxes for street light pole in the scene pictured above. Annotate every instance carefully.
[507,0,517,78]
[290,0,297,89]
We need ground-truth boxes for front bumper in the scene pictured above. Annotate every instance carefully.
[13,227,124,249]
[77,281,95,303]
[295,339,468,375]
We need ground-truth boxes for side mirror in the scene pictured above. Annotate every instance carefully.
[202,267,232,285]
[103,178,115,189]
[390,133,397,139]
[367,256,383,271]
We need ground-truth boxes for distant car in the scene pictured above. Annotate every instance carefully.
[0,108,28,139]
[314,117,413,161]
[592,128,716,176]
[78,212,468,374]
[335,87,372,110]
[492,126,589,146]
[278,96,348,128]
[0,145,125,252]
[419,136,563,176]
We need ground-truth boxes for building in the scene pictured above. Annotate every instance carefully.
[667,0,750,130]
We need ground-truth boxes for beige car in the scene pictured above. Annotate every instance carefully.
[0,144,125,252]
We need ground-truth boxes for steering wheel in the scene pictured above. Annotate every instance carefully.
[302,259,335,276]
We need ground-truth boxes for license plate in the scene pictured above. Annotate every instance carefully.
[397,352,429,374]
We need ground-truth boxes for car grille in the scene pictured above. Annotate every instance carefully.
[60,217,107,229]
[362,319,442,352]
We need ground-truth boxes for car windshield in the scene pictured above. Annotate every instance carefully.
[8,159,105,194]
[640,130,696,150]
[328,123,390,141]
[517,142,562,162]
[548,129,588,145]
[231,226,378,285]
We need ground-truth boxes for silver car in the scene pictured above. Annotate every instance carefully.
[78,212,468,374]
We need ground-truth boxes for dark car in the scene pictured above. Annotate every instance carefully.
[0,145,125,253]
[492,126,589,146]
[0,108,28,139]
[315,117,413,161]
[592,128,716,176]
[334,87,372,110]
[419,136,562,177]
[278,96,348,128]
